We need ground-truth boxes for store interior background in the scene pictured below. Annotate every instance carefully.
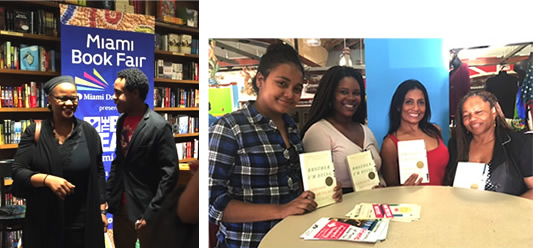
[208,38,533,144]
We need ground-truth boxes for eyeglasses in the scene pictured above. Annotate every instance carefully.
[51,95,79,103]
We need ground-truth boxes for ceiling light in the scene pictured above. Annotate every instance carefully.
[339,39,353,67]
[305,38,321,47]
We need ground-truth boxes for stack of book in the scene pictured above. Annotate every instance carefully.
[301,217,390,243]
[345,203,422,222]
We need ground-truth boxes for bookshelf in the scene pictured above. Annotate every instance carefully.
[154,0,199,164]
[1,0,60,157]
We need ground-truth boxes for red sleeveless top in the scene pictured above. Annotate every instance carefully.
[388,134,449,186]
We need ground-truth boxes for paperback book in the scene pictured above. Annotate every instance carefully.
[452,162,487,190]
[397,139,429,184]
[346,150,380,191]
[299,150,336,208]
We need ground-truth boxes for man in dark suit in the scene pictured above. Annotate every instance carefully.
[106,68,179,248]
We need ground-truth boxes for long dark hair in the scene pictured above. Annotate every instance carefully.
[386,79,441,139]
[252,42,304,94]
[301,66,366,138]
[452,90,511,162]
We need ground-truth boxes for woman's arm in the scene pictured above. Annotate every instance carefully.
[222,191,317,223]
[380,137,400,186]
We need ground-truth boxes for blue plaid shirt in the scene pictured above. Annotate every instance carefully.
[208,102,303,248]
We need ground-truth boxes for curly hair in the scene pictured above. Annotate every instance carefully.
[452,90,511,162]
[117,68,149,101]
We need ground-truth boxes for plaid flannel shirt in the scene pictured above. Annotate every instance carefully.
[208,102,303,248]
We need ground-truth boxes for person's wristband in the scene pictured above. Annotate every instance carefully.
[43,174,49,187]
[101,209,107,215]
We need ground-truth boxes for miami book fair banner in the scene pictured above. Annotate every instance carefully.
[60,4,155,233]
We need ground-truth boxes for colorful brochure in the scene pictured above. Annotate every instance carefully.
[299,150,337,208]
[346,150,380,191]
[453,162,487,190]
[345,203,421,222]
[300,217,390,243]
[397,139,430,184]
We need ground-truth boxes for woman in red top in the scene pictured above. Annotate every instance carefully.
[380,80,449,186]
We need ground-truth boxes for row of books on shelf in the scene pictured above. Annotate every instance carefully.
[2,191,26,207]
[176,139,198,161]
[0,83,48,108]
[0,6,58,36]
[154,87,199,108]
[156,60,199,81]
[1,190,25,248]
[1,42,57,72]
[162,113,199,135]
[155,33,198,55]
[1,119,35,145]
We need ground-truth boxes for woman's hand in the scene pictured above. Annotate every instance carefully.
[44,175,75,200]
[332,181,343,202]
[278,191,317,219]
[402,173,423,186]
[101,213,108,232]
[372,183,386,189]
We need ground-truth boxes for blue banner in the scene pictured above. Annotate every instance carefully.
[61,24,154,175]
[61,24,154,229]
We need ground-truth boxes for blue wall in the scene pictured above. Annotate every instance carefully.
[364,38,449,148]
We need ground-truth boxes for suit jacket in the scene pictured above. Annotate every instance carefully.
[443,129,532,196]
[11,118,105,248]
[106,105,179,223]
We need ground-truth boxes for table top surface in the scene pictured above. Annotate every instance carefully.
[259,186,533,248]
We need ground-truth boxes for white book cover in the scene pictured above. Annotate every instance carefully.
[397,139,429,184]
[346,150,380,192]
[453,162,487,190]
[299,150,336,208]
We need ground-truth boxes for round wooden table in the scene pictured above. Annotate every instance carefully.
[259,186,532,247]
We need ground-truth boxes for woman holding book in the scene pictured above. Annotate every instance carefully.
[11,76,107,248]
[208,43,343,248]
[443,91,532,199]
[301,66,385,194]
[380,79,449,186]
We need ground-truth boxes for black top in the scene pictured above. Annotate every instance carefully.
[443,129,532,196]
[485,71,519,118]
[11,118,105,248]
[60,125,90,228]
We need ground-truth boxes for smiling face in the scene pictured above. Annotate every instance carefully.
[400,88,426,125]
[255,63,304,115]
[332,76,362,119]
[49,82,78,120]
[462,95,496,136]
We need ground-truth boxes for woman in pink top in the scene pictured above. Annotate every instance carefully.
[380,80,449,186]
